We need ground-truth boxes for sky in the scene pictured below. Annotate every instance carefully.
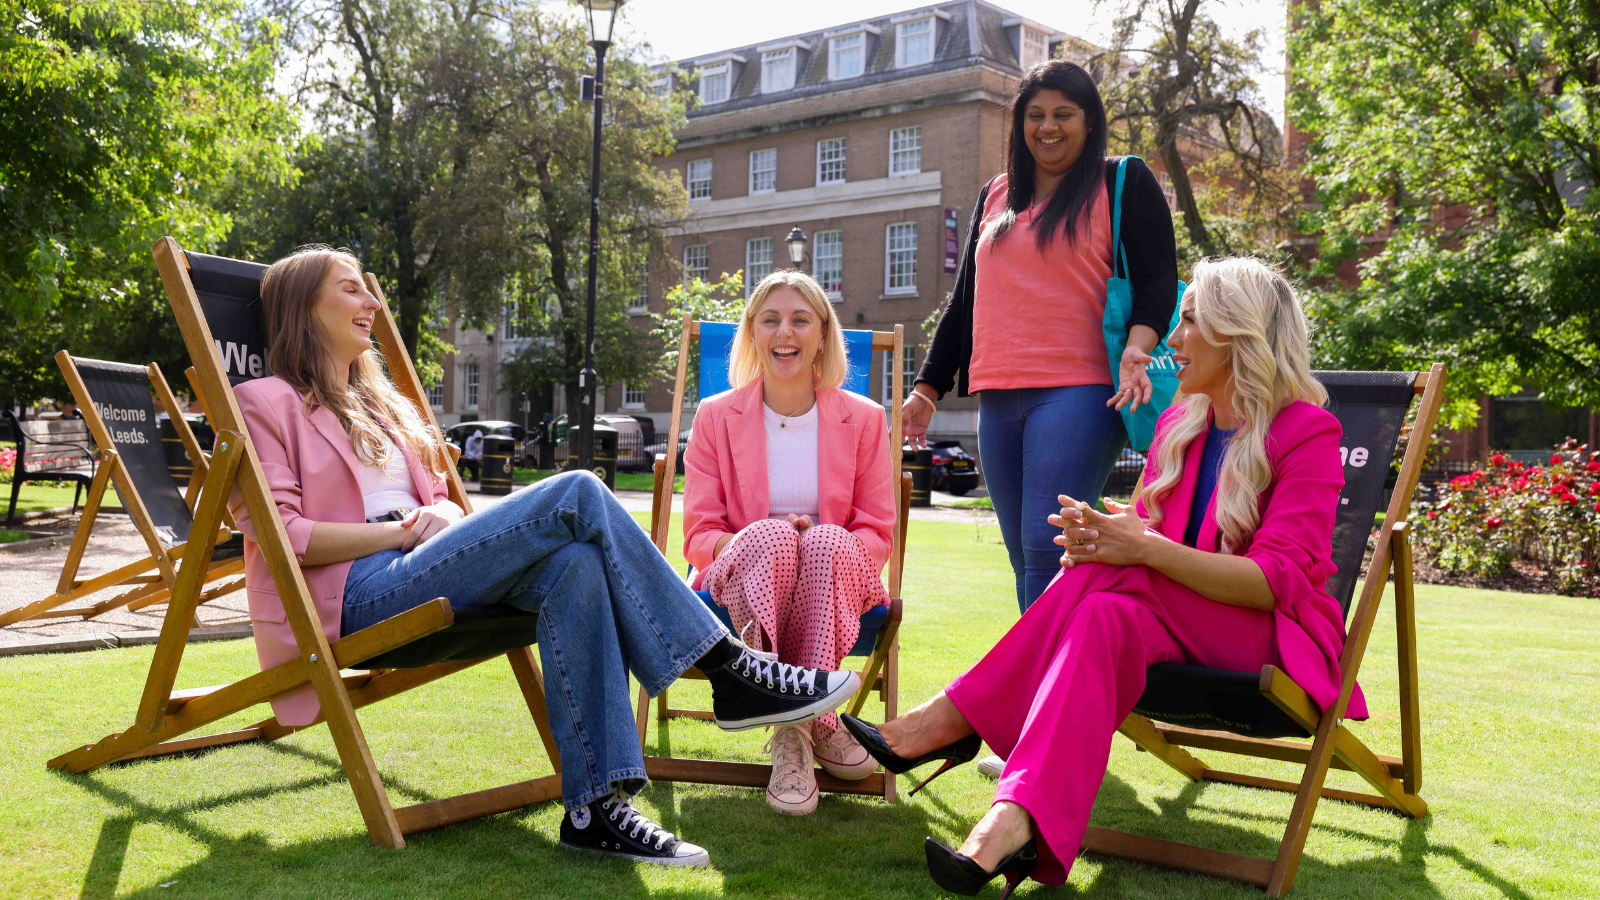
[612,0,1290,126]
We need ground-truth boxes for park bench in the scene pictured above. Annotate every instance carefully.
[4,409,98,526]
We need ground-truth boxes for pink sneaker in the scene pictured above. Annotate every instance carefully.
[764,724,818,815]
[814,726,878,780]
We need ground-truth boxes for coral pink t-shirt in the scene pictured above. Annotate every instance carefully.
[968,173,1114,392]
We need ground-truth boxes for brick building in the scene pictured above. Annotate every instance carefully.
[605,0,1095,451]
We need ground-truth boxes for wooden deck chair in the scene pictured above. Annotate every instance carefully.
[1079,366,1446,896]
[633,315,912,802]
[0,355,247,627]
[50,238,565,849]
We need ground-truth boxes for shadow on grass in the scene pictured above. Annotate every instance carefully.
[1072,774,1535,900]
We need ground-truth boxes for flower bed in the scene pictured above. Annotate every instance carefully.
[1414,440,1599,594]
[0,447,15,484]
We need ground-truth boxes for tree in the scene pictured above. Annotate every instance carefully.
[1096,0,1290,261]
[1290,0,1600,426]
[235,0,688,409]
[0,0,294,406]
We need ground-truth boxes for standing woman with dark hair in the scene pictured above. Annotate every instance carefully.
[907,60,1178,614]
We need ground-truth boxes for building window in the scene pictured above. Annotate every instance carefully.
[629,263,649,315]
[651,74,670,96]
[1020,27,1048,70]
[889,126,921,176]
[884,222,917,295]
[682,244,709,284]
[622,383,646,409]
[502,300,520,340]
[902,345,917,396]
[749,148,776,194]
[829,33,865,80]
[745,238,773,297]
[761,48,795,93]
[698,61,731,105]
[816,138,846,186]
[687,159,712,201]
[464,362,480,410]
[1157,171,1177,210]
[427,380,444,409]
[813,230,843,299]
[896,18,935,68]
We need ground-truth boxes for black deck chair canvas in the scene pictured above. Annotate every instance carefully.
[50,238,565,848]
[1080,366,1445,896]
[0,355,246,627]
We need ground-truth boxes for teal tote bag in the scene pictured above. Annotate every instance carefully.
[1102,156,1184,451]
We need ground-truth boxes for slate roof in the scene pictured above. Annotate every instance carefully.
[665,1,1079,119]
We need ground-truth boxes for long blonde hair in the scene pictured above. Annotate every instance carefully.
[728,270,849,390]
[259,245,448,479]
[1142,257,1326,553]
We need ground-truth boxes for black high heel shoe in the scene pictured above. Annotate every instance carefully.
[839,714,982,797]
[925,836,1038,900]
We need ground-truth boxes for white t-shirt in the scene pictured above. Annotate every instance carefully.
[358,433,423,519]
[764,401,820,519]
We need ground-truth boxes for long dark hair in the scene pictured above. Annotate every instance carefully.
[988,60,1109,250]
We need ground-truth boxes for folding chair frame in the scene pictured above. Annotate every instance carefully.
[1080,363,1445,896]
[0,356,246,628]
[633,315,910,803]
[49,238,564,849]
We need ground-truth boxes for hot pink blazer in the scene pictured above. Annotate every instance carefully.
[229,376,450,725]
[1137,399,1369,719]
[683,382,895,590]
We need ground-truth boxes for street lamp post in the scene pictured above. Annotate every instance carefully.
[785,225,807,267]
[576,0,622,475]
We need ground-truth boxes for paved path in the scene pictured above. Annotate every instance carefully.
[0,485,993,652]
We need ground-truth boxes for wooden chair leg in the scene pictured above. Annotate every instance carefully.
[1392,525,1423,795]
[656,688,669,721]
[635,684,651,749]
[1118,713,1206,781]
[507,647,560,774]
[882,639,899,803]
[1266,715,1340,896]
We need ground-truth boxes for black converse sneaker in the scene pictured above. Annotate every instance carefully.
[703,639,862,732]
[558,791,710,867]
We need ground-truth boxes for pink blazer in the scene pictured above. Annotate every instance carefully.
[229,376,450,725]
[683,382,895,589]
[1137,399,1369,719]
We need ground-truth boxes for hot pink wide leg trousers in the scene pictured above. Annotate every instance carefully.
[945,560,1277,884]
[705,518,888,739]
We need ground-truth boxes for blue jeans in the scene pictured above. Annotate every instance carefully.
[978,385,1127,613]
[342,470,727,810]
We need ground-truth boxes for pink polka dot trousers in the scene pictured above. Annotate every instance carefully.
[704,518,889,740]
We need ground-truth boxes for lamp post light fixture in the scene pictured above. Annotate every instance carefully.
[784,225,808,267]
[574,0,623,476]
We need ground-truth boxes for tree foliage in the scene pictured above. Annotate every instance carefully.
[231,0,689,406]
[0,0,294,406]
[1291,0,1600,424]
[1097,0,1291,262]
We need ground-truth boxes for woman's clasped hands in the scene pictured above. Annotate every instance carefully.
[1049,493,1148,568]
[396,500,464,551]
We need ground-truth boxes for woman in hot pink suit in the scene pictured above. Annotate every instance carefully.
[843,257,1365,896]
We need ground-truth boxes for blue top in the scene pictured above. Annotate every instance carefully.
[1184,423,1238,548]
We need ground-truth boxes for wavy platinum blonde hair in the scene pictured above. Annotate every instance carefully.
[1142,257,1327,553]
[728,270,849,391]
[259,245,448,479]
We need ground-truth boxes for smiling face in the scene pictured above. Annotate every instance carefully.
[1167,294,1234,399]
[1023,88,1090,179]
[751,285,823,386]
[310,259,380,370]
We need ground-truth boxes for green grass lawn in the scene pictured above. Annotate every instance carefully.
[513,467,682,493]
[0,528,36,543]
[2,481,85,516]
[2,514,1595,899]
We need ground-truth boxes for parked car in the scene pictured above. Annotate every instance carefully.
[927,440,981,495]
[445,420,527,466]
[1103,447,1147,499]
[549,414,649,471]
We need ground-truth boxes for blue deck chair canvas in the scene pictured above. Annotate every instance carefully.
[635,315,911,802]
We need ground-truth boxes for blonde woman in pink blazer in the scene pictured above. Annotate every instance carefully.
[683,270,896,815]
[843,258,1366,896]
[228,246,863,868]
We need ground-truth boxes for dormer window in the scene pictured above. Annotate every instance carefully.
[895,17,935,68]
[829,33,865,80]
[1020,26,1048,69]
[699,61,731,105]
[761,48,796,93]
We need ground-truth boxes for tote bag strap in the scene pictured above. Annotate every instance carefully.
[1110,156,1134,281]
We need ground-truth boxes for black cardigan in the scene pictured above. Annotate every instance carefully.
[916,156,1179,399]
